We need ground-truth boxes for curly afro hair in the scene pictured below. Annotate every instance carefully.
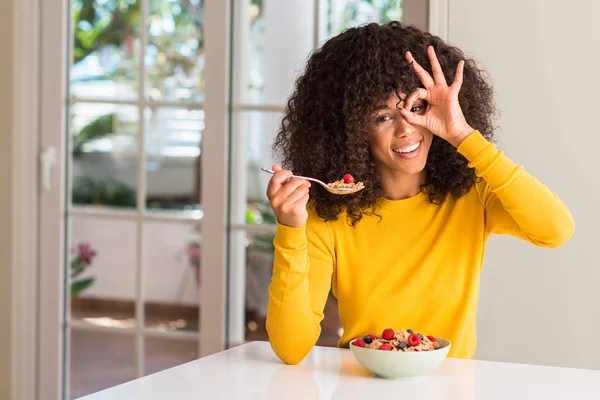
[273,22,496,225]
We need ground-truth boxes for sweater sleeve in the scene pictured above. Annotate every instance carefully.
[266,209,335,364]
[457,130,575,248]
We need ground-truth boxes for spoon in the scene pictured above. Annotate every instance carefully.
[261,168,363,195]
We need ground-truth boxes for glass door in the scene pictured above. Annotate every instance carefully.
[38,0,230,399]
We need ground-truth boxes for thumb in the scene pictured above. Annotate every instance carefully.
[272,164,282,172]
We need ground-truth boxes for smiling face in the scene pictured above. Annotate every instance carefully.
[367,93,434,185]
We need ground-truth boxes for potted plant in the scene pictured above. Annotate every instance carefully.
[70,243,98,298]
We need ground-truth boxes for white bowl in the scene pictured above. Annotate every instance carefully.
[349,337,451,379]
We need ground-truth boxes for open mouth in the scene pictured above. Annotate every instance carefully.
[392,140,422,159]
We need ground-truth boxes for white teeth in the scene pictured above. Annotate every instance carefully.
[393,142,420,154]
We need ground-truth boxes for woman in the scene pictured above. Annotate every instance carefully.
[265,22,574,365]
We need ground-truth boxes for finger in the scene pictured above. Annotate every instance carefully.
[399,107,426,127]
[286,184,310,204]
[406,51,434,88]
[294,193,310,206]
[451,60,465,92]
[266,169,293,199]
[269,163,291,187]
[272,181,309,211]
[270,164,298,187]
[403,88,429,110]
[275,177,310,199]
[428,46,447,86]
[271,169,293,185]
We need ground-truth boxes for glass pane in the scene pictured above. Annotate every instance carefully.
[69,330,136,399]
[144,338,198,375]
[229,108,342,345]
[71,0,140,101]
[322,0,428,42]
[243,230,274,342]
[70,217,137,328]
[144,222,200,333]
[230,111,280,226]
[145,107,202,212]
[146,0,204,102]
[232,0,315,105]
[71,103,138,209]
[232,230,342,346]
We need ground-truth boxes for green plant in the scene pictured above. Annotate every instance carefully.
[70,243,98,297]
[73,0,204,94]
[71,0,207,157]
[246,199,276,253]
[72,177,137,207]
[72,113,117,156]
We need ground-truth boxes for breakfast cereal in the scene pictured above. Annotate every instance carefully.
[351,328,440,352]
[327,173,365,190]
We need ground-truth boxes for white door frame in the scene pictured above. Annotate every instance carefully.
[33,0,232,398]
[11,0,42,399]
[38,0,69,397]
[430,0,449,40]
[199,0,232,356]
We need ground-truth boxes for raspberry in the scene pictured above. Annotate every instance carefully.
[408,333,421,347]
[382,328,395,341]
[342,173,354,184]
[367,333,377,340]
[379,343,393,351]
[352,338,365,347]
[426,335,437,343]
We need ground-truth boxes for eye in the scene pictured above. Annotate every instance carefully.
[410,102,427,114]
[374,115,392,124]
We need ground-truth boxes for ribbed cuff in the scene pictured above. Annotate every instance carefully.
[273,222,307,250]
[456,130,493,163]
[457,130,521,191]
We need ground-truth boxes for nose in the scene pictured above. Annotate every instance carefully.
[393,115,417,138]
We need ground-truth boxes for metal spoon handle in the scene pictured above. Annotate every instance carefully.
[260,168,323,185]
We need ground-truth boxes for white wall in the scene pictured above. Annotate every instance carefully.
[73,218,200,305]
[449,0,600,369]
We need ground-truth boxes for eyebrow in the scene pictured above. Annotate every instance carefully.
[375,98,425,111]
[375,105,391,111]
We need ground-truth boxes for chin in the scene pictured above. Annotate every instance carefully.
[401,167,426,176]
[398,159,427,176]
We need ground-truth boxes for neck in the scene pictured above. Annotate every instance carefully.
[379,170,426,200]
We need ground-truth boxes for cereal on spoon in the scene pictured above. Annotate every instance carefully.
[327,173,365,191]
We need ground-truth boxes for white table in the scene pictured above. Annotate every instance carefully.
[80,341,600,399]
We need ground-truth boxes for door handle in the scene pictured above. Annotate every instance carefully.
[40,146,56,192]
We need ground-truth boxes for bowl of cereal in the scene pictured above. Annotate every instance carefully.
[349,328,451,379]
